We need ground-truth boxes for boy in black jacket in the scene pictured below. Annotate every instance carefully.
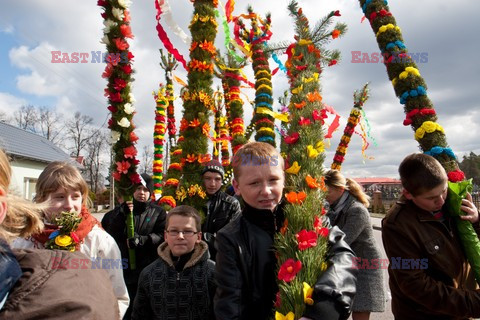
[214,142,357,320]
[132,205,215,320]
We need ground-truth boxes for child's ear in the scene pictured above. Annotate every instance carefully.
[196,231,202,243]
[232,179,241,196]
[403,189,413,200]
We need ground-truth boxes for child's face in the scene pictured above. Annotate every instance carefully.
[133,185,150,202]
[45,187,83,221]
[165,215,201,257]
[404,182,448,212]
[202,171,223,195]
[233,162,284,211]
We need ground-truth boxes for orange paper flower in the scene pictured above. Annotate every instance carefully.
[285,191,307,204]
[332,29,341,39]
[305,175,321,189]
[280,218,289,235]
[306,91,322,102]
[186,154,197,163]
[189,119,201,127]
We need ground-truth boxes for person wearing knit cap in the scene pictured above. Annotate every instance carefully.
[201,160,241,261]
[102,172,167,320]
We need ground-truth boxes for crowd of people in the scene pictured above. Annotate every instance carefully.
[1,142,480,320]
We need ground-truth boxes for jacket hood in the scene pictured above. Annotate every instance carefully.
[157,241,208,269]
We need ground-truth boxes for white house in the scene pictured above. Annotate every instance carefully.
[0,122,71,199]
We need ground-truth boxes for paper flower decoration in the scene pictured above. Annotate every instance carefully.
[278,259,302,282]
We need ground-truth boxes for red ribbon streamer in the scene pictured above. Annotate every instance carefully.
[154,0,188,71]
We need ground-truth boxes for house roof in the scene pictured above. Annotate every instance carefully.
[0,122,70,163]
[353,177,401,185]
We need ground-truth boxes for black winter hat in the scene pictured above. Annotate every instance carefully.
[139,173,154,194]
[201,160,224,180]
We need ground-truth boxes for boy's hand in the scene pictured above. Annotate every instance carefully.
[460,193,479,224]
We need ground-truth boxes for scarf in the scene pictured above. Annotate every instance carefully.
[32,206,100,250]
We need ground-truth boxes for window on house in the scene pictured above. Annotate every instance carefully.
[24,178,37,200]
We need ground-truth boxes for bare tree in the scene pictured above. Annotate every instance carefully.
[139,145,153,175]
[83,129,108,195]
[38,107,64,145]
[13,105,38,132]
[65,112,94,158]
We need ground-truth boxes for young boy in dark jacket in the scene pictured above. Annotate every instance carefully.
[214,142,357,320]
[132,205,215,320]
[383,153,480,319]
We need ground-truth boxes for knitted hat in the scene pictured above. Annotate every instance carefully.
[139,173,154,194]
[201,160,224,180]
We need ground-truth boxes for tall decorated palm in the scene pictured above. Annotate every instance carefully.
[159,49,178,147]
[98,0,139,269]
[215,51,248,160]
[235,8,275,146]
[360,0,480,283]
[158,51,181,210]
[174,0,218,217]
[331,83,370,170]
[152,86,168,201]
[267,1,346,317]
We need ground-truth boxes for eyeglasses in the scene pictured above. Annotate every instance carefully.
[166,230,198,237]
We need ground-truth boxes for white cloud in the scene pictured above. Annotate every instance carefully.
[0,92,27,114]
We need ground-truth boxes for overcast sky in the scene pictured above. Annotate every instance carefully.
[0,0,479,178]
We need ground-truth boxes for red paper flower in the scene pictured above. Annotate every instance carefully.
[113,38,129,51]
[312,109,326,122]
[123,146,137,159]
[130,131,139,142]
[278,259,302,282]
[107,105,118,113]
[298,117,311,126]
[284,132,300,145]
[97,0,107,7]
[127,51,134,60]
[328,59,338,67]
[317,227,329,238]
[274,291,282,308]
[120,24,134,39]
[296,229,318,250]
[333,10,341,16]
[129,173,141,184]
[447,170,465,182]
[116,161,131,174]
[102,63,113,78]
[123,10,131,22]
[122,64,132,74]
[113,78,127,91]
[112,171,121,181]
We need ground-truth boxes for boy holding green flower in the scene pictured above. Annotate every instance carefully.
[383,153,480,319]
[214,142,357,320]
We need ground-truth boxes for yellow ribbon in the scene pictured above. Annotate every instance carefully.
[256,107,289,122]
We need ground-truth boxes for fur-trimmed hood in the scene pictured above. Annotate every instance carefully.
[157,240,209,269]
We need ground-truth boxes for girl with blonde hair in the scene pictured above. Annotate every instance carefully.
[324,169,386,320]
[12,161,129,317]
[0,149,120,319]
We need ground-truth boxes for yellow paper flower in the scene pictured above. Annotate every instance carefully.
[55,235,73,247]
[275,311,295,320]
[285,161,301,175]
[307,145,320,158]
[315,141,325,153]
[422,121,437,133]
[303,282,314,305]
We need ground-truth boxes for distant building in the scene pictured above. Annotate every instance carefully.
[0,122,71,200]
